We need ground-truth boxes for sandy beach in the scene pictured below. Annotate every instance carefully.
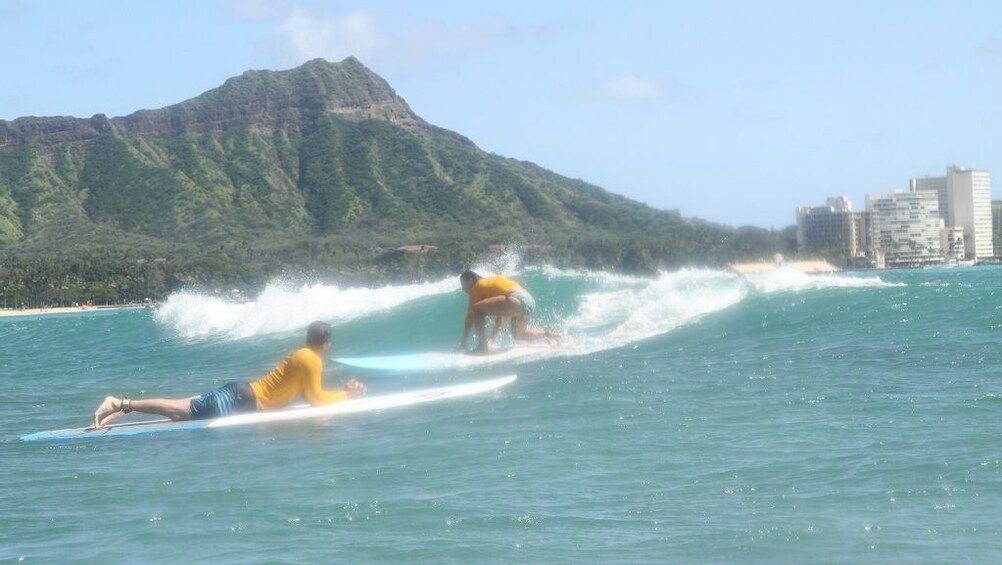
[0,304,147,318]
[729,257,839,274]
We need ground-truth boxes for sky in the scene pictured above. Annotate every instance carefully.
[2,0,1002,229]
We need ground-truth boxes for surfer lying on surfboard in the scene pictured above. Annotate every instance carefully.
[91,321,366,429]
[458,270,561,354]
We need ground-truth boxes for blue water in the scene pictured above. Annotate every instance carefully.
[3,263,1002,563]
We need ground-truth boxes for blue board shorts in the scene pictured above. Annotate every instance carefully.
[511,290,536,315]
[189,381,257,420]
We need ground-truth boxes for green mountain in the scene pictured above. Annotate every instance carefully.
[0,57,792,304]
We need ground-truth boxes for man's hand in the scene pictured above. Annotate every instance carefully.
[345,378,366,398]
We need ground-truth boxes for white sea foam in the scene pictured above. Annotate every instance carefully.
[560,268,746,355]
[554,267,899,357]
[154,263,900,351]
[744,267,900,294]
[155,277,456,340]
[155,245,526,341]
[471,244,524,275]
[532,264,647,285]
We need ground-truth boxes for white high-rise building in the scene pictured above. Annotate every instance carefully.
[911,175,948,221]
[866,191,943,268]
[911,166,992,260]
[951,167,993,259]
[796,197,864,263]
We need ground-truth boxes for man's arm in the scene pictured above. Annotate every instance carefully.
[301,355,350,405]
[459,310,473,350]
[489,316,505,342]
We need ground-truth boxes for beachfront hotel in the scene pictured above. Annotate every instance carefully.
[796,165,994,268]
[795,197,866,266]
[865,190,944,268]
[911,166,993,261]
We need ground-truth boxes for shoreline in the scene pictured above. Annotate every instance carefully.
[0,304,148,319]
[729,258,839,274]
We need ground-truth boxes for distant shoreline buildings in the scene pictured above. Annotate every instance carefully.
[796,165,996,269]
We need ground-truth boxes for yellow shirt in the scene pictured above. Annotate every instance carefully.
[466,276,523,328]
[249,347,346,410]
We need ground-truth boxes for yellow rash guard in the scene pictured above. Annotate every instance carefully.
[249,347,347,410]
[467,276,524,328]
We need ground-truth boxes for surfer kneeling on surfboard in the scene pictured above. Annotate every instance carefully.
[458,270,561,354]
[91,321,366,429]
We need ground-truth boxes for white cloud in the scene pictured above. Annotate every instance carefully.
[975,42,1002,64]
[275,7,384,63]
[595,74,673,101]
[0,0,29,21]
[258,4,549,69]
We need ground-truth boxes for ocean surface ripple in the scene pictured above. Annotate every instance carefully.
[3,264,1001,563]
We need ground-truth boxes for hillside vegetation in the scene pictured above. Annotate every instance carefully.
[0,57,793,307]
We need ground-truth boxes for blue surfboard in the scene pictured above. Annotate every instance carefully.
[334,344,551,372]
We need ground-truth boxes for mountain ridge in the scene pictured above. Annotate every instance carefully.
[0,57,792,304]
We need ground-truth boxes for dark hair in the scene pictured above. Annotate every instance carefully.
[306,321,332,347]
[459,270,481,285]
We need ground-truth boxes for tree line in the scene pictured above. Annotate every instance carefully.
[0,226,796,309]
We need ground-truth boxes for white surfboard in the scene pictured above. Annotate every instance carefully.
[21,374,517,442]
[335,344,550,372]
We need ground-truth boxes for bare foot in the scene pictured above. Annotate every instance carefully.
[545,331,563,345]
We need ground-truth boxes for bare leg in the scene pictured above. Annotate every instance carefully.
[471,295,525,353]
[511,317,562,344]
[472,295,561,348]
[92,395,197,429]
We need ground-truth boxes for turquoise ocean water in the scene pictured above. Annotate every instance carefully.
[3,260,1002,563]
